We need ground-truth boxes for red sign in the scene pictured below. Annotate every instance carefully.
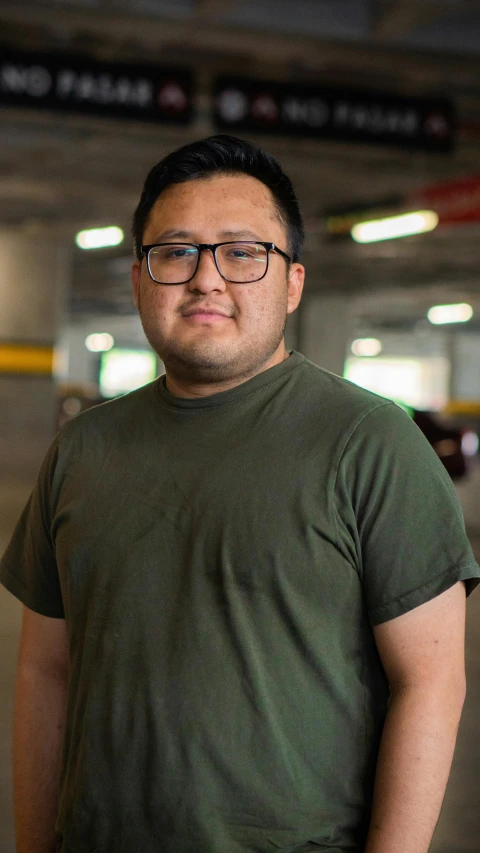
[410,175,480,225]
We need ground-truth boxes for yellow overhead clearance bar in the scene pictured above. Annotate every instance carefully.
[443,401,480,417]
[0,343,54,375]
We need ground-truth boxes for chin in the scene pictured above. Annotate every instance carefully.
[156,338,240,378]
[143,321,285,383]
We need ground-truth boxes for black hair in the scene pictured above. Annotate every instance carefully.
[132,134,304,263]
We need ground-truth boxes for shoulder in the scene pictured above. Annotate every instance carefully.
[59,379,159,441]
[52,380,159,478]
[293,352,397,435]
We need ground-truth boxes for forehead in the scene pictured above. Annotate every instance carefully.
[145,173,285,239]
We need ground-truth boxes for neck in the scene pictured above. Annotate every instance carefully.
[164,346,290,399]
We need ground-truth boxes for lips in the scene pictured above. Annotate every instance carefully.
[182,307,231,318]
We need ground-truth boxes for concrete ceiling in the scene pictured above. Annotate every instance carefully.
[0,0,480,334]
[371,0,480,43]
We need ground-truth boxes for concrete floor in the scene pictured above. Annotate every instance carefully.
[1,481,479,853]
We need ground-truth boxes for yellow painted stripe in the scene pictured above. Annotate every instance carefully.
[0,344,54,375]
[443,400,480,416]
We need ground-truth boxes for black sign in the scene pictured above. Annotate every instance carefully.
[0,49,193,124]
[214,76,455,152]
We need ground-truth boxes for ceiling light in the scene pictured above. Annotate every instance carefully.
[76,226,124,250]
[351,338,382,357]
[85,333,115,352]
[351,210,439,243]
[427,304,473,325]
[462,431,479,457]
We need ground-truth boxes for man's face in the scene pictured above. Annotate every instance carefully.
[131,173,304,387]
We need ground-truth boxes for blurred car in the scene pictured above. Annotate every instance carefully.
[412,409,467,480]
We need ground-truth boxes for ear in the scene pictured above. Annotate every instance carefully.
[131,260,142,310]
[286,263,305,315]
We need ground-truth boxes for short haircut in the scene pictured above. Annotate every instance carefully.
[132,134,304,263]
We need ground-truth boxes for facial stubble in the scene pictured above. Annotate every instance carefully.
[137,277,290,386]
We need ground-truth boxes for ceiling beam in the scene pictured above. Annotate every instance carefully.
[372,1,465,42]
[1,0,480,90]
[196,0,238,18]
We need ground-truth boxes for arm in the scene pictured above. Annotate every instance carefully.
[13,606,68,853]
[365,581,467,853]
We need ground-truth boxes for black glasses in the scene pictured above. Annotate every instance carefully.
[140,241,291,285]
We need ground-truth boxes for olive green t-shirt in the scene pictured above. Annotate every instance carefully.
[2,351,479,853]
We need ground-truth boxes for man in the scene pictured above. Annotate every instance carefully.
[2,135,479,853]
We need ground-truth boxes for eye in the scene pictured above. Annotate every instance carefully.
[225,245,260,260]
[164,246,197,260]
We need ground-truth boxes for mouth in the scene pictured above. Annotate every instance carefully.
[182,307,233,321]
[183,311,232,323]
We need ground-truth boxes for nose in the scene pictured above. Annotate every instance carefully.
[187,247,226,294]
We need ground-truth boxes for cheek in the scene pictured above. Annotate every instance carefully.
[143,283,178,322]
[236,287,270,318]
[240,287,286,322]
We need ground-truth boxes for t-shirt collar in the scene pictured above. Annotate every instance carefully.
[156,351,304,411]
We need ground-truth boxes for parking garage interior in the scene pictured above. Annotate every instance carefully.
[1,3,480,852]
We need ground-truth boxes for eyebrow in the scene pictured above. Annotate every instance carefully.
[219,229,263,241]
[150,229,263,242]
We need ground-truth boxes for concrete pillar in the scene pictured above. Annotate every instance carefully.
[0,231,70,484]
[297,293,354,377]
[448,332,480,401]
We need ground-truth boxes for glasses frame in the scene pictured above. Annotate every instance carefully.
[140,241,291,285]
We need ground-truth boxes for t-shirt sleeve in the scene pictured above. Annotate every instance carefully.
[334,401,480,626]
[0,436,65,618]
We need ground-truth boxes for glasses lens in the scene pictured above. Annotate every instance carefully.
[148,244,199,283]
[216,243,268,282]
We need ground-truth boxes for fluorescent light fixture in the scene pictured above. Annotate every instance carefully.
[427,303,473,325]
[351,210,439,244]
[351,338,382,357]
[85,333,115,353]
[76,226,124,250]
